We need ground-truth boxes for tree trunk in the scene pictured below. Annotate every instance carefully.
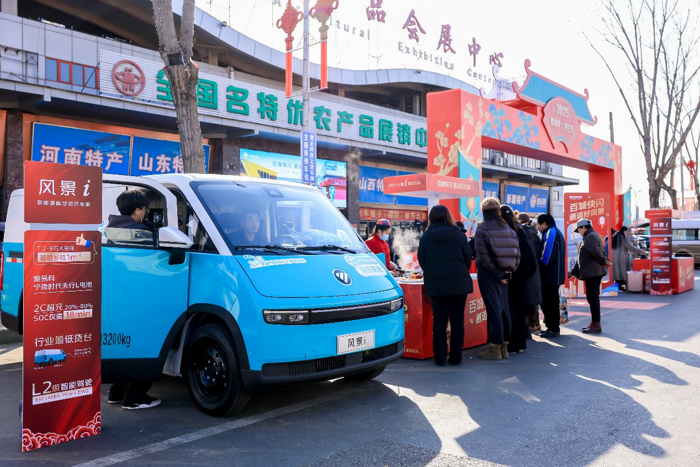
[166,62,205,173]
[649,184,661,209]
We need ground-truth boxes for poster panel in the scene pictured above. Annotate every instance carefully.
[130,137,210,176]
[24,162,102,225]
[300,130,317,184]
[646,209,673,296]
[31,123,131,175]
[240,148,347,209]
[22,230,102,451]
[527,187,549,213]
[564,193,612,297]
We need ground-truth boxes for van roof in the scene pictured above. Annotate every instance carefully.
[141,173,320,192]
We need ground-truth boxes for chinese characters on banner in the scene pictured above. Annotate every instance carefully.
[503,185,549,213]
[564,193,612,297]
[359,207,427,223]
[22,162,102,452]
[646,209,673,296]
[300,130,317,184]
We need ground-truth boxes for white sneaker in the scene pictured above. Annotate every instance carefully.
[122,395,161,410]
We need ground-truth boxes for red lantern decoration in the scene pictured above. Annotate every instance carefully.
[276,1,304,97]
[310,0,339,90]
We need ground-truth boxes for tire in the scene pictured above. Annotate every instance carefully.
[344,366,386,382]
[184,323,251,417]
[48,358,54,365]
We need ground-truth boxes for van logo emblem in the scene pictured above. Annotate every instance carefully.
[332,269,352,285]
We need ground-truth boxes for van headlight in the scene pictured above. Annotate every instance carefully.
[390,298,404,312]
[263,310,309,324]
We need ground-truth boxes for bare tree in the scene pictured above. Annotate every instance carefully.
[588,0,700,209]
[152,0,205,173]
[686,121,700,210]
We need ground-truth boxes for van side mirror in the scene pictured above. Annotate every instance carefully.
[158,226,193,265]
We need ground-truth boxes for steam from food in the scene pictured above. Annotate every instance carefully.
[392,228,421,271]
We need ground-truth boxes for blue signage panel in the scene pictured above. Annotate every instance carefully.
[31,123,131,174]
[240,148,347,209]
[300,130,317,184]
[527,187,549,212]
[503,184,530,212]
[130,137,210,176]
[481,181,500,200]
[395,171,428,206]
[359,166,396,204]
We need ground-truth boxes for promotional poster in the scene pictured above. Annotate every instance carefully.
[564,193,612,296]
[22,162,102,451]
[22,230,102,451]
[646,209,673,296]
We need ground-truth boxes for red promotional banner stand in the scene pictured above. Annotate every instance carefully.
[22,161,102,451]
[645,209,676,296]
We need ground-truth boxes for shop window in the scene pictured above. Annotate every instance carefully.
[552,190,560,201]
[45,58,98,89]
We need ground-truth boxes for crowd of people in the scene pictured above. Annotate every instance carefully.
[367,197,631,366]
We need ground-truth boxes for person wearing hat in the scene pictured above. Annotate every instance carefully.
[474,197,521,360]
[365,219,399,272]
[517,213,543,333]
[575,218,612,334]
[536,214,566,338]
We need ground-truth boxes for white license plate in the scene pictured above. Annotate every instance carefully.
[337,330,375,355]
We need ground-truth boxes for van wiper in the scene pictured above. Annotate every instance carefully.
[234,245,317,255]
[298,244,357,254]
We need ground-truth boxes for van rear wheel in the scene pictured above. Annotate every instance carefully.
[184,323,250,417]
[344,366,385,382]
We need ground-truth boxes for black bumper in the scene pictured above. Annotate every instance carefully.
[241,339,404,392]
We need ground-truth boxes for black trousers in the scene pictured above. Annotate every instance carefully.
[541,284,560,332]
[430,294,467,364]
[585,276,603,323]
[110,382,153,405]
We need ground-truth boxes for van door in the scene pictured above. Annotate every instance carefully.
[101,178,189,381]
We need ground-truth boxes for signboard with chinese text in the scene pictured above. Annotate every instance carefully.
[527,187,549,212]
[24,162,102,225]
[543,97,581,152]
[359,166,395,204]
[395,171,428,207]
[130,137,210,176]
[646,209,673,296]
[383,173,479,199]
[359,207,427,223]
[99,50,428,156]
[564,193,612,297]
[503,185,530,212]
[240,148,347,209]
[31,124,130,175]
[300,130,317,184]
[22,162,102,452]
[481,181,499,200]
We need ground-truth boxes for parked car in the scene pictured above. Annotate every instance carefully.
[2,174,405,416]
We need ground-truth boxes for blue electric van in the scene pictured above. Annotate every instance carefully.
[1,174,404,416]
[34,349,67,366]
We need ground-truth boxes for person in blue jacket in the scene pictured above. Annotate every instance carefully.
[536,214,566,338]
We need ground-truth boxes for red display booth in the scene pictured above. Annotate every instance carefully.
[387,60,624,358]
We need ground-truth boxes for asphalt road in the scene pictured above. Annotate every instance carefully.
[2,274,700,466]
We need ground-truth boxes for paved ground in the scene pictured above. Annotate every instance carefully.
[2,274,700,466]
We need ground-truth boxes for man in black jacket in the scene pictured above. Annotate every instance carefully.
[105,189,161,410]
[575,218,612,334]
[536,214,566,338]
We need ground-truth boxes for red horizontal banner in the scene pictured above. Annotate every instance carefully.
[383,173,479,198]
[360,207,427,222]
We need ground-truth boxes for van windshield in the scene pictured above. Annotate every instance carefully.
[192,181,368,255]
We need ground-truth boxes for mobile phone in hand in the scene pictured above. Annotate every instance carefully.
[503,271,512,280]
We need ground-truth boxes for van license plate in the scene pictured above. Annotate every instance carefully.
[337,330,375,355]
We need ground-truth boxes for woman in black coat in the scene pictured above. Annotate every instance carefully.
[418,205,474,366]
[501,206,537,354]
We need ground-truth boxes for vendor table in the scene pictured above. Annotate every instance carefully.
[632,257,695,294]
[400,274,488,359]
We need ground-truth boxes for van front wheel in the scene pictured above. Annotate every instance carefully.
[184,323,251,417]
